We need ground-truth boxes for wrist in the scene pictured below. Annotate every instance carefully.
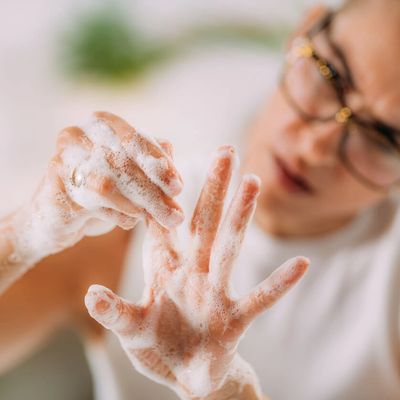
[176,354,264,400]
[0,212,18,264]
[5,202,57,267]
[0,206,45,292]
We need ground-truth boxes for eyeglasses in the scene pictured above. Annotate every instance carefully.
[280,11,400,191]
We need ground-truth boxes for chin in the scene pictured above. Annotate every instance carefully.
[258,183,316,221]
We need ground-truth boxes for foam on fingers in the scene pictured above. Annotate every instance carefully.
[58,115,184,230]
[266,256,309,292]
[191,145,238,234]
[92,112,183,197]
[85,284,123,330]
[133,131,183,198]
[102,146,184,228]
[209,173,261,288]
[56,127,93,154]
[156,138,174,160]
[80,145,292,399]
[99,208,138,230]
[238,256,310,324]
[189,145,238,272]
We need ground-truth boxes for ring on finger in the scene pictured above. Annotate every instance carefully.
[70,167,86,188]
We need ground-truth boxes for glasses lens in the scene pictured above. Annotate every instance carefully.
[342,124,400,187]
[283,55,340,119]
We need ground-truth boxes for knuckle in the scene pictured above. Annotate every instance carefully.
[93,110,111,120]
[56,126,92,152]
[49,154,62,166]
[97,176,115,195]
[47,156,64,179]
[56,127,75,146]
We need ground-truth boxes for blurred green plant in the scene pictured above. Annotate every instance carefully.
[59,5,290,84]
[60,7,172,83]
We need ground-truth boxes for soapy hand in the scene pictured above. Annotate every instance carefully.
[5,111,184,268]
[85,146,309,399]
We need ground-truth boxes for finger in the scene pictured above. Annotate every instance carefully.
[56,127,94,190]
[189,146,236,273]
[209,174,260,288]
[56,126,93,152]
[93,111,183,197]
[156,138,174,160]
[100,208,138,230]
[236,257,309,327]
[144,218,181,272]
[85,284,142,336]
[142,219,181,291]
[104,151,184,229]
[84,173,145,218]
[73,169,181,232]
[47,155,83,215]
[126,130,182,197]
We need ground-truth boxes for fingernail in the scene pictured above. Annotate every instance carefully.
[163,208,184,229]
[294,256,310,272]
[167,175,183,197]
[217,145,235,156]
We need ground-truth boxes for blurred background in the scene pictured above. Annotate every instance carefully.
[0,0,340,398]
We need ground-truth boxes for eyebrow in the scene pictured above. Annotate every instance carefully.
[323,16,355,89]
[330,40,400,134]
[326,37,355,89]
[319,13,400,134]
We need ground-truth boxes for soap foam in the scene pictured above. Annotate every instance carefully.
[123,131,182,198]
[55,117,182,231]
[5,115,182,280]
[82,146,263,399]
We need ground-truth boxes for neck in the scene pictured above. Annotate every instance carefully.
[254,208,357,239]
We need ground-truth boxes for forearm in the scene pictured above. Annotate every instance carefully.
[0,212,19,292]
[0,206,50,294]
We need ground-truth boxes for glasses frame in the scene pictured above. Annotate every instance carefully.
[280,11,400,191]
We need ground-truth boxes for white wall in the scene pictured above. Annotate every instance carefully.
[0,0,342,216]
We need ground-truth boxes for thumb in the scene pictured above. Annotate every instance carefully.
[84,284,140,335]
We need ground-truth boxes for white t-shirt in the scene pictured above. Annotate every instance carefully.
[91,163,400,400]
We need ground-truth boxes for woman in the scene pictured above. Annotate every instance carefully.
[2,0,400,398]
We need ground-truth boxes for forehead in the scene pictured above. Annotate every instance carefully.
[331,1,400,126]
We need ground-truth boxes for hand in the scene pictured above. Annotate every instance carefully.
[5,111,184,267]
[85,146,309,399]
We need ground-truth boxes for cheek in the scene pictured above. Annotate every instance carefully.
[320,166,386,215]
[244,90,300,162]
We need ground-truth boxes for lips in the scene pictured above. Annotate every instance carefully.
[274,155,314,194]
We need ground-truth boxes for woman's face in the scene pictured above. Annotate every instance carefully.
[243,1,400,237]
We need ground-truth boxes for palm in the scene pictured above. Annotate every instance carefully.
[85,146,308,398]
[137,263,240,384]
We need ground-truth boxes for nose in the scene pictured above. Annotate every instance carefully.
[297,120,344,167]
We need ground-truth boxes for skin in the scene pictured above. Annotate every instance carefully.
[0,112,182,370]
[0,111,184,293]
[0,228,130,373]
[85,147,308,399]
[1,0,400,398]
